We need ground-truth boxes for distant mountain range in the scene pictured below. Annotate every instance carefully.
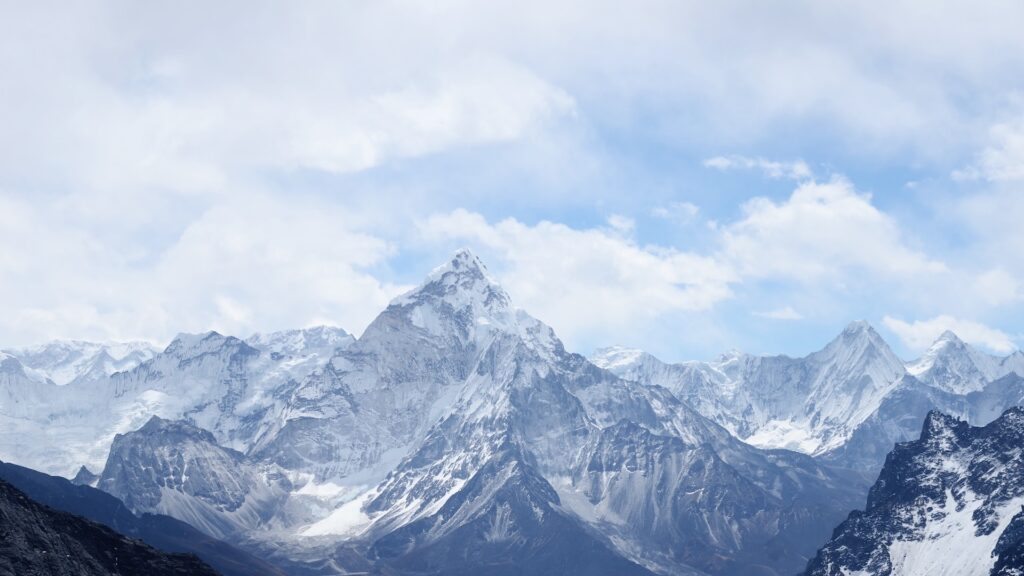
[594,322,1024,474]
[1,250,1021,575]
[2,340,159,386]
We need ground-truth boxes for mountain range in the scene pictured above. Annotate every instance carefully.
[0,249,1022,575]
[594,322,1024,474]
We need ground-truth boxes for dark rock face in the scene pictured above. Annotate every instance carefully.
[805,408,1024,576]
[99,416,249,513]
[0,460,285,576]
[0,477,219,576]
[993,508,1024,576]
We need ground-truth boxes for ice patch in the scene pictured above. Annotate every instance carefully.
[301,491,374,537]
[887,491,1024,576]
[744,419,821,453]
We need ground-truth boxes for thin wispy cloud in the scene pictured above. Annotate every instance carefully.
[703,155,813,181]
[651,202,700,224]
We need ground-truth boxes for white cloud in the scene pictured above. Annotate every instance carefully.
[0,4,579,202]
[720,177,946,282]
[419,209,736,347]
[0,191,406,346]
[754,307,803,320]
[416,179,967,350]
[4,0,1022,202]
[3,1,1024,357]
[278,56,576,174]
[972,268,1022,307]
[953,114,1024,181]
[606,214,636,233]
[703,155,812,180]
[883,315,1017,354]
[955,190,1024,288]
[651,201,700,223]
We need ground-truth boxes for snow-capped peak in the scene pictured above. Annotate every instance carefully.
[590,346,650,371]
[714,348,746,364]
[135,414,217,442]
[828,320,887,349]
[391,249,510,313]
[807,407,1024,576]
[908,330,971,371]
[377,249,552,351]
[426,248,496,286]
[906,330,1006,394]
[919,409,968,445]
[844,319,873,334]
[811,320,904,384]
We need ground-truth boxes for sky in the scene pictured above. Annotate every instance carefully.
[2,0,1024,362]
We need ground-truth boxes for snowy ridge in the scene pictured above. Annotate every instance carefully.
[3,340,159,386]
[246,326,354,360]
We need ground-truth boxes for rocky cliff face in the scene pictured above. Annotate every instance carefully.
[805,408,1024,576]
[98,416,291,540]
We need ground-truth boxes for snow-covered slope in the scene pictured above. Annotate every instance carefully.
[805,408,1024,576]
[0,351,57,414]
[0,352,73,470]
[591,346,743,435]
[3,340,158,386]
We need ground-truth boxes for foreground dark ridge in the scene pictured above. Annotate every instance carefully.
[0,477,219,576]
[0,460,285,576]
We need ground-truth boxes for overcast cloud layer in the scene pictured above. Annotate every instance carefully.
[2,0,1024,360]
